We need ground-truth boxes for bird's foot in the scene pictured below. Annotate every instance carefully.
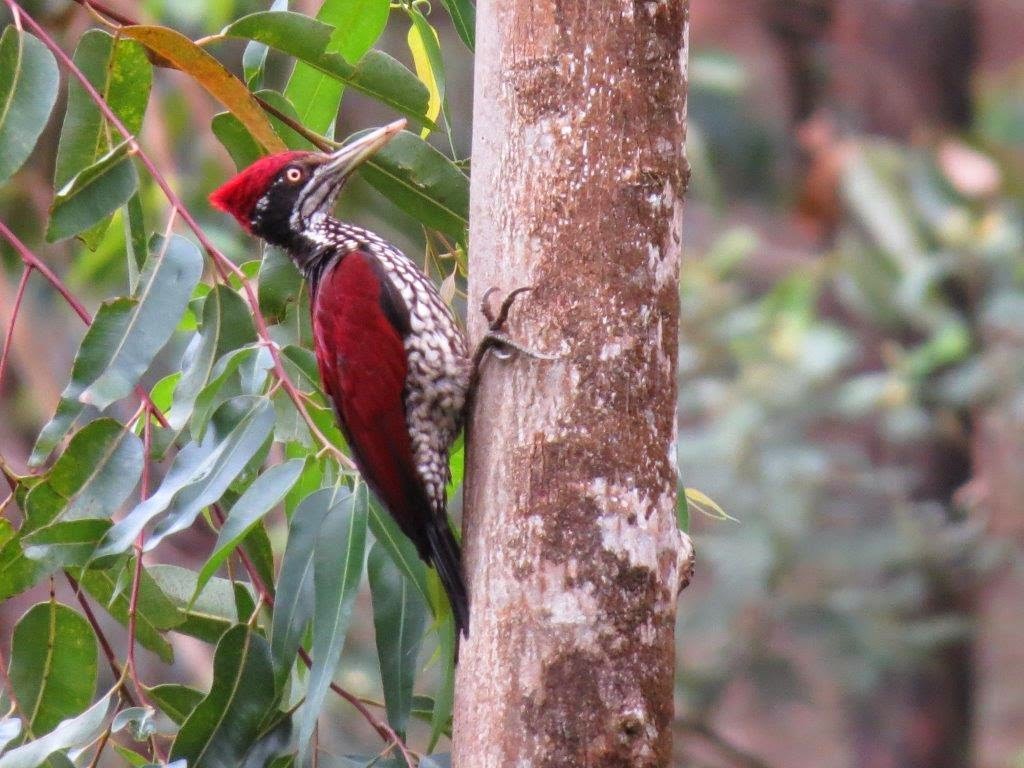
[474,286,560,363]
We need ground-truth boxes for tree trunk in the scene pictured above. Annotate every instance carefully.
[453,2,692,766]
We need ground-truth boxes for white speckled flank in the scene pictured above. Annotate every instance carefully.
[302,217,470,515]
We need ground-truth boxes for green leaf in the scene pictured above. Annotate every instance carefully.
[278,0,389,136]
[95,397,275,558]
[194,459,303,602]
[269,487,336,682]
[241,0,288,88]
[124,193,147,290]
[146,684,204,726]
[20,519,112,568]
[122,25,285,153]
[168,285,256,431]
[25,419,142,529]
[7,602,97,737]
[0,27,58,184]
[0,694,111,768]
[212,90,315,169]
[357,130,469,242]
[54,30,152,249]
[367,501,429,606]
[31,237,202,464]
[429,617,456,751]
[222,12,429,129]
[148,565,239,644]
[1,420,141,598]
[78,234,204,409]
[258,247,303,322]
[46,141,138,243]
[190,345,265,440]
[297,486,367,764]
[170,626,278,768]
[438,0,475,51]
[76,566,183,663]
[368,543,427,738]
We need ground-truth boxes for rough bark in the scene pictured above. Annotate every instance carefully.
[453,1,692,766]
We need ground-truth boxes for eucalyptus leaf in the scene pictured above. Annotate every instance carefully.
[170,626,278,768]
[297,487,367,764]
[0,27,59,184]
[7,602,97,737]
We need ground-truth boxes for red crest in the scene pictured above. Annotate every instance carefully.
[209,151,310,231]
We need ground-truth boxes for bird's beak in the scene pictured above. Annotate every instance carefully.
[322,118,406,179]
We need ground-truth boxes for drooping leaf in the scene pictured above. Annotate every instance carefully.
[76,566,183,663]
[0,27,59,184]
[367,500,429,606]
[429,616,456,752]
[167,285,256,431]
[194,459,303,602]
[94,397,275,559]
[54,30,152,249]
[258,247,303,322]
[0,694,111,768]
[276,0,389,136]
[189,345,267,440]
[7,602,97,737]
[146,685,204,726]
[222,12,429,129]
[121,25,285,153]
[241,0,289,88]
[20,520,112,568]
[212,90,316,169]
[24,418,142,534]
[297,486,367,765]
[368,543,427,738]
[438,0,475,51]
[269,487,336,682]
[170,626,278,768]
[356,130,468,242]
[148,565,239,644]
[0,420,141,597]
[46,141,138,243]
[77,234,204,409]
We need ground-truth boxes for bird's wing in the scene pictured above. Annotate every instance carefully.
[311,249,432,557]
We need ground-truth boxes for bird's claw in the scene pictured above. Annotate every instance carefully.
[475,286,560,363]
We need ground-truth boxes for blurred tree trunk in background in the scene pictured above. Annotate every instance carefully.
[453,1,692,765]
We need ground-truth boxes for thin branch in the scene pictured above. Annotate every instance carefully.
[0,644,26,722]
[69,0,135,27]
[0,265,32,387]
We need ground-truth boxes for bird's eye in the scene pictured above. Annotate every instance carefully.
[285,167,304,184]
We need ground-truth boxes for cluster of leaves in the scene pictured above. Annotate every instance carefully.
[0,1,476,765]
[676,57,1023,718]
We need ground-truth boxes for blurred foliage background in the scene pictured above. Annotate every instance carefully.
[0,0,1021,767]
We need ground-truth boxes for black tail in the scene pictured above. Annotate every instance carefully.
[425,519,470,642]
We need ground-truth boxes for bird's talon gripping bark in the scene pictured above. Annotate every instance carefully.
[474,286,558,366]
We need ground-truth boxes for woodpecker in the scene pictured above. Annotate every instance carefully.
[209,120,471,636]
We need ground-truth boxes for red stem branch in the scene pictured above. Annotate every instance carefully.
[0,265,32,387]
